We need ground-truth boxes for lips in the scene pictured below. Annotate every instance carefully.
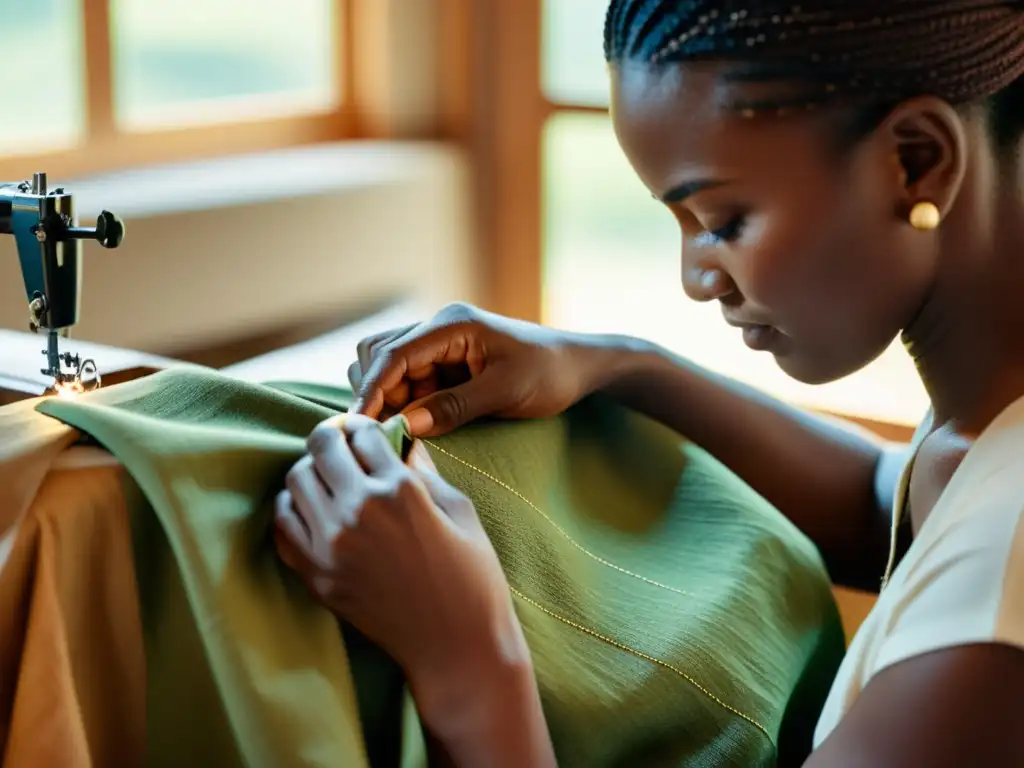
[740,324,778,351]
[722,310,782,352]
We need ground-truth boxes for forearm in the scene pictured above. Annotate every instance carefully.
[574,334,895,590]
[416,657,556,768]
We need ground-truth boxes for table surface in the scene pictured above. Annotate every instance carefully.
[0,330,176,396]
[0,301,427,396]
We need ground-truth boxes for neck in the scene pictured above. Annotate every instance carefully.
[904,162,1024,434]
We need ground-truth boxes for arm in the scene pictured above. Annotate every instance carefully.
[417,655,556,768]
[806,644,1024,766]
[276,417,556,767]
[575,334,909,590]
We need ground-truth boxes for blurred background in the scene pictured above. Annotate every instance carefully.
[0,0,927,429]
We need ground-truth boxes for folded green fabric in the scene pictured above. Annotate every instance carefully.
[37,368,843,767]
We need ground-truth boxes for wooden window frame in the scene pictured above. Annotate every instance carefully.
[0,0,361,181]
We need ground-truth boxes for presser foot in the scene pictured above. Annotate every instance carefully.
[40,332,101,397]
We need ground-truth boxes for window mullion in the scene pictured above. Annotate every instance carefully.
[82,0,116,143]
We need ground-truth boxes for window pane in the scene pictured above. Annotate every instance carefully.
[112,0,339,129]
[542,0,610,107]
[542,112,928,425]
[0,0,84,154]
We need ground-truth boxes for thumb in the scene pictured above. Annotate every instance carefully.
[401,369,507,437]
[406,440,440,474]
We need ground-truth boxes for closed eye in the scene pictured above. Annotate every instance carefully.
[650,190,747,246]
[708,215,745,243]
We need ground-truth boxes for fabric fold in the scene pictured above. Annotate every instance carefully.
[0,366,843,767]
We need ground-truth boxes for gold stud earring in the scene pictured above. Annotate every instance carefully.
[909,201,941,231]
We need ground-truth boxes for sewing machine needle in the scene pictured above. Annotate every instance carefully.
[47,329,60,380]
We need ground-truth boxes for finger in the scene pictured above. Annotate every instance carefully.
[382,379,412,412]
[353,326,417,415]
[380,360,438,413]
[356,330,388,374]
[415,469,481,531]
[285,455,332,531]
[320,412,348,431]
[366,338,436,416]
[306,423,362,495]
[275,523,305,573]
[409,369,440,403]
[343,415,405,475]
[406,440,439,475]
[399,369,507,437]
[354,387,385,419]
[358,326,479,417]
[356,323,419,373]
[275,490,311,559]
[347,360,363,395]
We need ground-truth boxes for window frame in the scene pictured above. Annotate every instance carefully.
[0,0,360,181]
[474,0,915,440]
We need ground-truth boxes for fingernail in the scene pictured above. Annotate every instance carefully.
[404,408,434,436]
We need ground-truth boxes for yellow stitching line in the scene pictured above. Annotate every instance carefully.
[425,440,774,747]
[425,442,696,598]
[509,586,773,743]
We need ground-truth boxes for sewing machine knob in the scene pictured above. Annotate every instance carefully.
[66,210,125,249]
[94,211,125,248]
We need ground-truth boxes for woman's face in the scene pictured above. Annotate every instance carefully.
[611,62,938,384]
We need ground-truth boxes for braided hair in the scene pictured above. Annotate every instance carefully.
[604,1,1024,151]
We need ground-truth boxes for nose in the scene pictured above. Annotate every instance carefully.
[682,263,736,303]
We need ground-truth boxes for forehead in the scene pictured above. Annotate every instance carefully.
[610,62,832,194]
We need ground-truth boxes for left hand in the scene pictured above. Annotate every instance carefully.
[273,414,530,723]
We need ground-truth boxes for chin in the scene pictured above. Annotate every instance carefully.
[772,349,873,386]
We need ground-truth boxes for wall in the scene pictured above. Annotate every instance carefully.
[0,141,477,357]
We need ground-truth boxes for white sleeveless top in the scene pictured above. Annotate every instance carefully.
[813,396,1024,746]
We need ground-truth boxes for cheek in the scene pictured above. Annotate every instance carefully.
[741,175,898,331]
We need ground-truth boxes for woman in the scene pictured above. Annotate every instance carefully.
[274,1,1024,765]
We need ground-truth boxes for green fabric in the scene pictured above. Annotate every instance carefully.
[36,368,844,768]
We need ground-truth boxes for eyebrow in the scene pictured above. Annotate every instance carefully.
[659,179,726,204]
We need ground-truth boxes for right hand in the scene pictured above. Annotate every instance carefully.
[349,303,594,437]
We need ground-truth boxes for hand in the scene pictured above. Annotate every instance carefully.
[349,302,596,437]
[273,414,531,722]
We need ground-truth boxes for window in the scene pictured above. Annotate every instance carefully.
[111,0,338,129]
[531,0,927,425]
[0,0,85,155]
[541,0,608,107]
[0,0,350,176]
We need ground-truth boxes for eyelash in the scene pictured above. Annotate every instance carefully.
[708,215,746,243]
[652,193,747,246]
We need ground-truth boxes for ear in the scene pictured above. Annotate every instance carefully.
[878,96,969,222]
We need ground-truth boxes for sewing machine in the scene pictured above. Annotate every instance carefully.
[1,172,125,395]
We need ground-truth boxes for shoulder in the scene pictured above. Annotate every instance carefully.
[885,463,1024,667]
[810,403,1024,765]
[810,466,1024,766]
